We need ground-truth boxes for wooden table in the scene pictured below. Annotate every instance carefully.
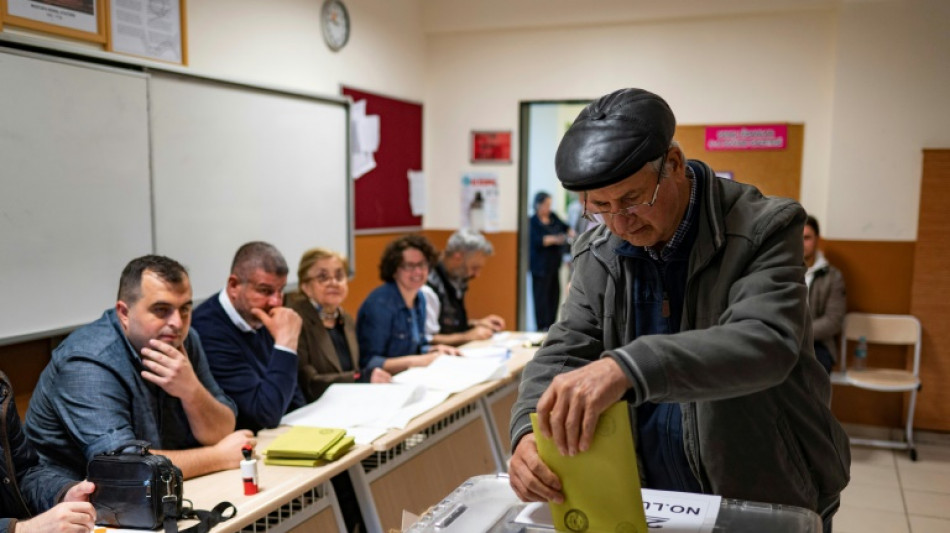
[183,429,374,533]
[183,340,538,533]
[351,343,536,533]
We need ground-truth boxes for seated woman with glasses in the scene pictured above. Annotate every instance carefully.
[357,235,459,377]
[287,248,392,402]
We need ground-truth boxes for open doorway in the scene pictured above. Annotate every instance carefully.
[516,100,590,331]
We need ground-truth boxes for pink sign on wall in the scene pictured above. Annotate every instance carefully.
[705,124,787,151]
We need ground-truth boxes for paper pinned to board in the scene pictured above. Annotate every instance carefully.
[408,170,426,216]
[350,99,380,179]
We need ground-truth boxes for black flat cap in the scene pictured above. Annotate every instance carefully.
[555,88,676,191]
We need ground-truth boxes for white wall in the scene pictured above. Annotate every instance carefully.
[188,0,426,100]
[424,10,838,233]
[423,0,950,240]
[825,0,950,240]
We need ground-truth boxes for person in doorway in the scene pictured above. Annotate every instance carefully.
[529,191,570,331]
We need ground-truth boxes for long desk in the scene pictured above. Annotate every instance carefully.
[186,339,537,533]
[184,430,373,533]
[352,344,536,533]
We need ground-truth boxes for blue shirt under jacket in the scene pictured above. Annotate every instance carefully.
[356,282,427,374]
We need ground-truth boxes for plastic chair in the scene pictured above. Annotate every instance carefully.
[835,313,922,460]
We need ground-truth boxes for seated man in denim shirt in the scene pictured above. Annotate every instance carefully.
[26,256,254,481]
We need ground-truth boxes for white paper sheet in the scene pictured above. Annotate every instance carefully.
[281,383,424,428]
[408,170,426,216]
[392,356,508,393]
[460,346,510,361]
[350,99,381,179]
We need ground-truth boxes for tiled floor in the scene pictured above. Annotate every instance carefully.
[835,438,950,532]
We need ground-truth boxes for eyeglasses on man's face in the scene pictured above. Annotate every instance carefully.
[581,151,668,224]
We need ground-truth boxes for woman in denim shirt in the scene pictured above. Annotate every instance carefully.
[357,235,458,376]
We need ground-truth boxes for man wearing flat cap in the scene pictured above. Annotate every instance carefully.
[509,88,850,531]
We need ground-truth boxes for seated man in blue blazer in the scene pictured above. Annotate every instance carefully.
[192,241,306,433]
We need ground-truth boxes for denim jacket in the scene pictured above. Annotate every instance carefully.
[25,310,236,480]
[356,282,427,373]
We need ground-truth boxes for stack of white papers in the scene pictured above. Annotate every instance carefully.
[460,345,510,361]
[392,355,508,393]
[491,331,545,349]
[282,383,446,444]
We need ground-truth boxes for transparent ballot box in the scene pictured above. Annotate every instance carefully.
[405,474,822,533]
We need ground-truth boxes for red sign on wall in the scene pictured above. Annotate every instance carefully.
[471,131,512,163]
[705,124,787,151]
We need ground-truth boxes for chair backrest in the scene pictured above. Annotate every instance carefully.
[838,312,922,374]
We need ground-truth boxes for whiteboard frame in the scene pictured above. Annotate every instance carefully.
[0,39,353,346]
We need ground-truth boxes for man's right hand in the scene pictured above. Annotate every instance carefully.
[251,307,302,351]
[370,368,392,383]
[16,501,96,533]
[509,433,564,504]
[213,429,256,470]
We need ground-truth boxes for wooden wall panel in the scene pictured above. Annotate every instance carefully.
[910,149,950,431]
[344,230,518,334]
[821,240,916,427]
[423,230,518,332]
[675,124,803,200]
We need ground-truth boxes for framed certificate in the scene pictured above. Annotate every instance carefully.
[107,0,187,64]
[2,0,106,43]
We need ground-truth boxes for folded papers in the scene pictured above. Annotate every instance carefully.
[262,426,353,467]
[532,402,648,533]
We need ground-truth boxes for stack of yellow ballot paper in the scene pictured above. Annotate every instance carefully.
[532,402,647,533]
[262,426,354,467]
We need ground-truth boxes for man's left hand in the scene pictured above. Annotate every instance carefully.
[141,339,200,400]
[476,315,506,332]
[536,357,631,456]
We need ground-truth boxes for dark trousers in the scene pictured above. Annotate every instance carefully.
[532,272,560,331]
[332,472,364,533]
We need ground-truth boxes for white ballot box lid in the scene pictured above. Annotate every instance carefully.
[404,474,822,533]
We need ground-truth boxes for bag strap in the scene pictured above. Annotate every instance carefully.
[164,496,236,533]
[106,440,152,456]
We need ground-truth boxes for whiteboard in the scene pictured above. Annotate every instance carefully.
[148,73,351,300]
[0,49,152,341]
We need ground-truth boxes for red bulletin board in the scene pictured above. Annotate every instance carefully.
[342,86,423,230]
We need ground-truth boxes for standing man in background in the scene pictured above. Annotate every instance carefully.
[27,255,249,481]
[803,215,847,373]
[509,88,850,533]
[193,242,306,433]
[423,229,506,346]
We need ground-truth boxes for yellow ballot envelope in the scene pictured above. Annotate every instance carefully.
[531,402,647,533]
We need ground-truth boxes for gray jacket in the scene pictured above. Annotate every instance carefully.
[808,258,847,361]
[511,163,850,511]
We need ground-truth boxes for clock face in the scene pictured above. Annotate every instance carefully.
[321,0,350,51]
